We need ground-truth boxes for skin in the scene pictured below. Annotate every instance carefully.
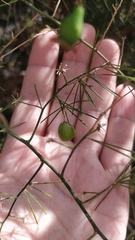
[0,24,134,240]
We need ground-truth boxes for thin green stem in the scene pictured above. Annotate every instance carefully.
[0,0,18,7]
[87,232,97,240]
[80,38,125,78]
[22,0,60,26]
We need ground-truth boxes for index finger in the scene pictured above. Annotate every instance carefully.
[10,29,59,136]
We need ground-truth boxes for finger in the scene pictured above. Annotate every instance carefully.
[10,29,59,136]
[100,85,135,174]
[47,24,96,138]
[75,39,120,153]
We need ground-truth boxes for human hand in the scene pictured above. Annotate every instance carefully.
[0,24,134,240]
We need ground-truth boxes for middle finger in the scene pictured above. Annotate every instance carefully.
[47,24,96,138]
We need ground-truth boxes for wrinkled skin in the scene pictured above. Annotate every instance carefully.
[0,24,134,240]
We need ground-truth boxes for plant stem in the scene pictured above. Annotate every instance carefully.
[0,160,44,231]
[22,0,60,26]
[1,128,108,240]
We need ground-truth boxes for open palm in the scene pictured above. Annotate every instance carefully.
[0,24,134,240]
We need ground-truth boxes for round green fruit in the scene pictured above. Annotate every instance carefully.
[58,122,75,141]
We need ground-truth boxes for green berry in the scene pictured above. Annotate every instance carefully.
[58,122,75,141]
[57,5,84,49]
